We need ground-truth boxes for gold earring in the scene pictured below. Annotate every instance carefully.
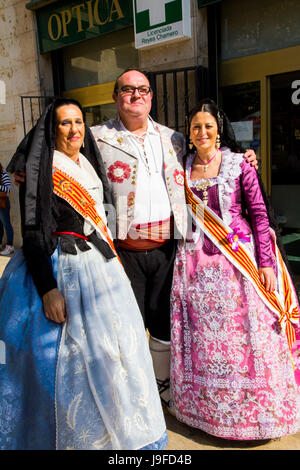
[216,135,220,149]
[189,138,193,150]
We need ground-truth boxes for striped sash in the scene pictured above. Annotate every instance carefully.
[52,166,120,262]
[130,216,174,240]
[184,171,299,351]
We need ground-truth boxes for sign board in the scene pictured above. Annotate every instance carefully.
[28,0,133,54]
[133,0,191,49]
[231,121,253,142]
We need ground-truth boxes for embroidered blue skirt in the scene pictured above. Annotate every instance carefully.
[0,247,167,450]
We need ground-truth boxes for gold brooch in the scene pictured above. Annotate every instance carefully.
[195,180,211,205]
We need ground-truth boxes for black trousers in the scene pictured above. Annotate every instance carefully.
[116,240,177,342]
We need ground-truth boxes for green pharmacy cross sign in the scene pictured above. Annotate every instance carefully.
[133,0,191,49]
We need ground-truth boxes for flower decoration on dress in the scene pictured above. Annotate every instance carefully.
[107,161,131,183]
[227,228,250,252]
[173,169,184,186]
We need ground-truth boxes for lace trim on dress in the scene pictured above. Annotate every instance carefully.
[186,148,244,226]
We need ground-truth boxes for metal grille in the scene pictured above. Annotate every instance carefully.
[21,95,55,136]
[148,65,209,134]
[21,66,209,136]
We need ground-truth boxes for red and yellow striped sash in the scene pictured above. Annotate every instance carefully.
[52,166,120,262]
[184,173,299,350]
[129,216,174,240]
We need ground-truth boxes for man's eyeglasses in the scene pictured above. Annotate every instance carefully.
[119,85,152,96]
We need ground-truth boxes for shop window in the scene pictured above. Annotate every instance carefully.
[221,0,300,61]
[271,72,300,185]
[220,81,261,162]
[271,71,300,231]
[84,103,117,126]
[62,28,138,91]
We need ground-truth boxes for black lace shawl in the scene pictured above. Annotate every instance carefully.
[7,101,114,257]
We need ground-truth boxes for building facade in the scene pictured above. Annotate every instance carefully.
[0,0,299,256]
[219,0,300,233]
[0,0,210,247]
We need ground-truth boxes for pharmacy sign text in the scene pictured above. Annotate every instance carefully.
[133,0,191,49]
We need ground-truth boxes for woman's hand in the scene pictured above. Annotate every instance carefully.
[244,149,258,170]
[42,288,67,323]
[14,171,26,186]
[258,267,276,293]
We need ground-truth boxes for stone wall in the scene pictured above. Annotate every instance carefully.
[0,0,52,248]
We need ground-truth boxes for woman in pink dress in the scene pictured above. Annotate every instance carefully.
[170,98,300,440]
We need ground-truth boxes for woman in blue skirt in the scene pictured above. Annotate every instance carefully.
[0,98,167,450]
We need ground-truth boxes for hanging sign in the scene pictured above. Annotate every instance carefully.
[133,0,191,49]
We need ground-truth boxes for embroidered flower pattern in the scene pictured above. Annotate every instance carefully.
[227,228,250,252]
[171,245,300,440]
[107,161,131,183]
[173,169,184,186]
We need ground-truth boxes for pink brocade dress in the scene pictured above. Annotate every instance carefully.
[170,149,300,440]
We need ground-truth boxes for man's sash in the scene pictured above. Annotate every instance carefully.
[52,166,120,262]
[184,172,299,351]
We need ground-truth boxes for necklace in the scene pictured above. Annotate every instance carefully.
[194,179,211,205]
[195,149,218,173]
[132,133,151,175]
[132,131,147,144]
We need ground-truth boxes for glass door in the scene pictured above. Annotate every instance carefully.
[220,81,261,166]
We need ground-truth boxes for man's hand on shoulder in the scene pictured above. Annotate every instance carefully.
[14,171,25,186]
[243,149,258,170]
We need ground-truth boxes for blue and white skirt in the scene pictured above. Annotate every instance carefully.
[0,244,167,450]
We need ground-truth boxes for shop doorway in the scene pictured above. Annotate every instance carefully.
[270,71,300,274]
[220,81,261,163]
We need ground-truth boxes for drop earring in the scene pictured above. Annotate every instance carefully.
[189,138,194,150]
[216,134,220,149]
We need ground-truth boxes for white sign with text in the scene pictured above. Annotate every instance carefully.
[133,0,191,49]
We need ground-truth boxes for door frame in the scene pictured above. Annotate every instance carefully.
[220,44,300,193]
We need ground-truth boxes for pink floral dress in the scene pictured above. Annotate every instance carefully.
[170,149,300,440]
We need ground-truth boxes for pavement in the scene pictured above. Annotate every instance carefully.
[0,254,10,276]
[1,253,299,451]
[164,411,300,451]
